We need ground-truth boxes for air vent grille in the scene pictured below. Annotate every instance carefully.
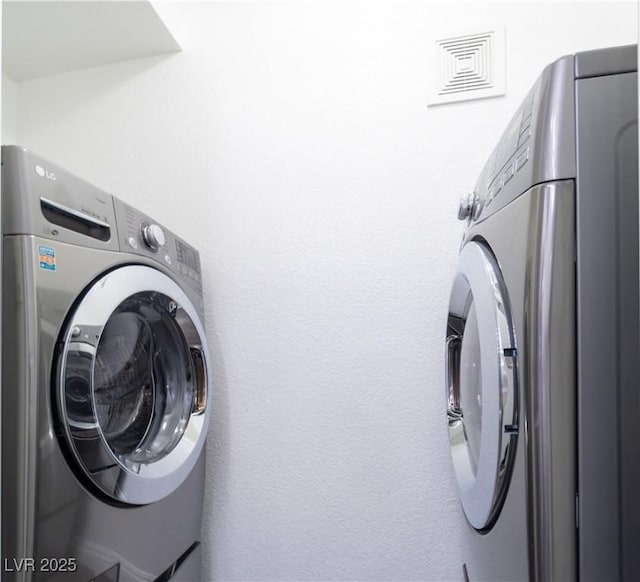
[428,28,505,106]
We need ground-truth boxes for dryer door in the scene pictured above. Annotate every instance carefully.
[57,265,210,505]
[445,240,518,531]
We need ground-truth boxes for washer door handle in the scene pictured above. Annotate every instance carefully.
[446,333,462,421]
[190,346,207,415]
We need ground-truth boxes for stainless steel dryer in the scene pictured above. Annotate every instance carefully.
[1,146,212,581]
[445,45,639,581]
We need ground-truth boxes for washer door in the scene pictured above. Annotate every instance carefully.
[446,241,518,531]
[58,265,210,505]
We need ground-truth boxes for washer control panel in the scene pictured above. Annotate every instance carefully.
[1,146,205,309]
[141,223,166,250]
[113,199,202,290]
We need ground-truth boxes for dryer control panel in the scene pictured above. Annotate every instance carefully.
[465,53,578,225]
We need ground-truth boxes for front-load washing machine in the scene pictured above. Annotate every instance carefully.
[445,45,639,581]
[1,146,212,581]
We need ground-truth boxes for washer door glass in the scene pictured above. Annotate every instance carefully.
[58,265,210,505]
[93,294,195,463]
[446,240,518,531]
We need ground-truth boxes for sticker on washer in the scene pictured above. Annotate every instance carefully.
[38,245,57,271]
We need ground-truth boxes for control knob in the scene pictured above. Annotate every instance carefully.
[457,192,477,221]
[141,223,166,250]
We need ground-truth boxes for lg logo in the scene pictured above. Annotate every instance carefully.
[35,165,56,181]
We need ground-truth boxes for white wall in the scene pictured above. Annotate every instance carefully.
[4,1,637,580]
[2,75,18,145]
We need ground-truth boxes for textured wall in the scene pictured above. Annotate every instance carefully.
[2,75,18,145]
[3,2,637,580]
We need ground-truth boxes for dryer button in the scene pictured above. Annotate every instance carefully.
[457,192,477,221]
[502,163,515,185]
[518,124,532,146]
[128,236,139,250]
[164,254,172,265]
[516,147,530,172]
[488,177,502,202]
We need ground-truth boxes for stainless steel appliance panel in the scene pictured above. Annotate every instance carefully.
[575,69,639,581]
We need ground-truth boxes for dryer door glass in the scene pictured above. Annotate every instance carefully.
[58,265,211,506]
[445,240,518,532]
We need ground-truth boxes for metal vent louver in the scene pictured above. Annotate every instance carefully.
[428,28,505,106]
